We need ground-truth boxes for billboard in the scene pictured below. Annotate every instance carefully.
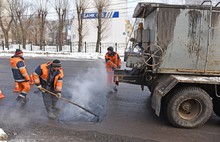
[82,11,119,19]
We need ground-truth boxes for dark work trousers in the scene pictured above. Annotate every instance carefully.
[42,91,58,110]
[41,67,59,111]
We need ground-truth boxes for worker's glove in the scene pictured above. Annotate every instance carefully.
[56,93,62,99]
[37,85,45,93]
[37,84,42,89]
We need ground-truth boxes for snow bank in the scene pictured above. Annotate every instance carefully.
[0,128,7,141]
[0,50,125,61]
[0,50,106,60]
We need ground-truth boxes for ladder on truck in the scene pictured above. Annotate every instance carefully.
[201,0,220,71]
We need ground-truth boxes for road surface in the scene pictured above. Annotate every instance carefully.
[0,58,220,142]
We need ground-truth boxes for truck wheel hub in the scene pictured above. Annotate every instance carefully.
[181,102,191,112]
[178,99,201,120]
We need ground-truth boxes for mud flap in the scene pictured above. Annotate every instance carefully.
[151,75,179,116]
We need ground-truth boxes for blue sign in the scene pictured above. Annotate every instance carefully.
[82,11,119,19]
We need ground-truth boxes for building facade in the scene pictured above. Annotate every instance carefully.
[71,0,128,45]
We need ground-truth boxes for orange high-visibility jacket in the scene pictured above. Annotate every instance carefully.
[33,62,64,93]
[10,56,30,82]
[105,51,121,72]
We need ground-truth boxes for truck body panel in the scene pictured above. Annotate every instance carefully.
[128,3,220,75]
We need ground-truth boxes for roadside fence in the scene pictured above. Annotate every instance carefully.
[0,42,130,56]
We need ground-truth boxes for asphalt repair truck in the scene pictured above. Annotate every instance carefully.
[115,1,220,128]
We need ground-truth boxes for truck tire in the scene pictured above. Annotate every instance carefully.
[166,87,212,128]
[213,97,220,117]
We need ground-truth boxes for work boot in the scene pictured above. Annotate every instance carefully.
[16,94,29,104]
[52,101,60,115]
[108,86,118,94]
[52,106,61,116]
[114,86,118,92]
[47,109,56,120]
[115,81,119,86]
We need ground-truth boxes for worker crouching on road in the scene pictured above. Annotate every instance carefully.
[33,60,64,119]
[105,46,121,92]
[10,49,30,104]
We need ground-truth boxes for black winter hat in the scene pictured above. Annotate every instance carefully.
[107,46,114,51]
[52,59,61,67]
[15,49,23,55]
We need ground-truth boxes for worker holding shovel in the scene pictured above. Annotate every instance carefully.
[33,60,64,119]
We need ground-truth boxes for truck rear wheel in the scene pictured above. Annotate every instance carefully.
[166,87,212,128]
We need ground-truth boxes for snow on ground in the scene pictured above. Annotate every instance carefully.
[0,50,104,60]
[0,49,124,60]
[0,128,7,141]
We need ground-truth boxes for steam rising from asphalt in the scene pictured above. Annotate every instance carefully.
[0,108,29,126]
[0,102,43,129]
[60,60,108,122]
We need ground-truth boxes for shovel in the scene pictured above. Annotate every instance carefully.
[39,87,100,121]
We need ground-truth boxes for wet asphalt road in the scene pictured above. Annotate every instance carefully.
[0,57,220,142]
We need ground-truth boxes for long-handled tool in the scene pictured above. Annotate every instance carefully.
[40,87,99,120]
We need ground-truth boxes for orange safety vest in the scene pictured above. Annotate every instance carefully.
[10,56,30,82]
[105,52,121,72]
[33,62,64,93]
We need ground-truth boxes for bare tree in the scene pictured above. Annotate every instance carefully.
[11,0,34,49]
[100,19,110,41]
[75,0,89,52]
[54,0,69,51]
[93,0,110,52]
[35,0,48,50]
[0,0,13,49]
[29,16,40,45]
[11,16,21,44]
[46,20,59,45]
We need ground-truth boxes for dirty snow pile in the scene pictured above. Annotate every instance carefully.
[0,50,105,60]
[0,128,7,141]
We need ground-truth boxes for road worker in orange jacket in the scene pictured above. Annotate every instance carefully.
[10,49,30,104]
[105,46,121,92]
[33,59,64,119]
